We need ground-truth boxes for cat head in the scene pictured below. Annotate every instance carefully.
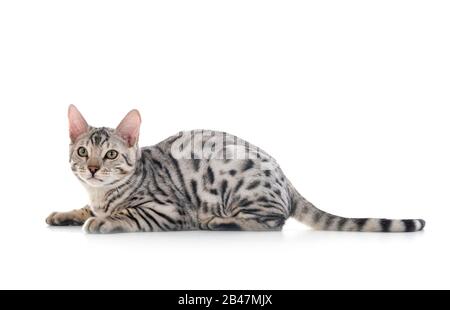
[68,105,141,188]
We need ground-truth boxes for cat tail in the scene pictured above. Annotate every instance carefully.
[287,182,425,232]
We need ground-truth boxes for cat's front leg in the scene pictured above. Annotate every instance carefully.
[83,216,126,234]
[46,206,93,226]
[83,206,181,234]
[83,208,146,234]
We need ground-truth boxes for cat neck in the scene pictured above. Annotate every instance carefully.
[86,186,109,210]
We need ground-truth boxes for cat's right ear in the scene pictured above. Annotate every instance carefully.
[115,109,141,147]
[68,104,89,143]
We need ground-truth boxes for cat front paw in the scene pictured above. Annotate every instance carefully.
[83,217,125,234]
[46,211,83,226]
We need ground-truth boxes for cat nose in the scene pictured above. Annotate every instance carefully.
[88,166,100,176]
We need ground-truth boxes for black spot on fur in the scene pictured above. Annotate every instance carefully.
[220,180,228,203]
[324,215,335,230]
[57,219,82,226]
[209,189,218,195]
[256,196,269,203]
[202,204,208,213]
[242,159,254,172]
[192,158,200,172]
[234,179,244,193]
[152,159,163,169]
[207,167,215,184]
[190,180,201,207]
[403,219,416,232]
[229,169,237,176]
[264,182,271,189]
[380,219,391,232]
[354,218,368,231]
[94,135,101,145]
[246,180,260,190]
[337,218,347,230]
[264,170,271,177]
[213,223,242,231]
[313,212,322,223]
[168,153,193,205]
[239,199,253,207]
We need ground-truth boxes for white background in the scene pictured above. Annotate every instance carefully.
[0,1,449,289]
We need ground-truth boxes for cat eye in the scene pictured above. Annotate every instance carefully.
[105,150,118,160]
[77,147,88,157]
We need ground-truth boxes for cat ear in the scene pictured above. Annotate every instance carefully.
[115,109,141,147]
[68,104,89,143]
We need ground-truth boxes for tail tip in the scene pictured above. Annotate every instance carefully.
[417,219,426,231]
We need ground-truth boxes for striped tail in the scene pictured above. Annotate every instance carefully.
[288,184,425,232]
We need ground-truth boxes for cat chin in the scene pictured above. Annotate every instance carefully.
[82,177,107,187]
[84,177,123,188]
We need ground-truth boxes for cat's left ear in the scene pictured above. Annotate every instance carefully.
[116,109,141,147]
[68,104,89,143]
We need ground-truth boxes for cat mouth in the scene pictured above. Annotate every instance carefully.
[87,176,103,182]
